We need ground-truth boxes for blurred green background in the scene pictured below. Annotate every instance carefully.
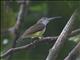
[1,1,80,60]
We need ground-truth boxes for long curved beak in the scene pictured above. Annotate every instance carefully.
[48,16,62,21]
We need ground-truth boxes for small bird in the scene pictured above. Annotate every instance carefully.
[17,17,61,43]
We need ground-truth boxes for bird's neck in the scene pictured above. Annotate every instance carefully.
[42,20,49,26]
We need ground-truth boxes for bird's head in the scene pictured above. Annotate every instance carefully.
[37,16,62,25]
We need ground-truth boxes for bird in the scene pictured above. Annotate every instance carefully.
[16,16,61,43]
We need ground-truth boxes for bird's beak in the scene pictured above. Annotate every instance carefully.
[48,16,62,21]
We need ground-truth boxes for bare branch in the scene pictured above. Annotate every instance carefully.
[1,36,57,58]
[7,0,30,60]
[64,42,80,60]
[70,28,80,37]
[1,28,80,58]
[46,9,79,60]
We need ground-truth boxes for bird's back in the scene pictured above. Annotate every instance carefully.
[22,23,46,37]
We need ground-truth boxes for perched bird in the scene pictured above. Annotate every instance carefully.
[17,17,61,43]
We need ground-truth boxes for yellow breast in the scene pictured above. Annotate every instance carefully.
[31,28,46,38]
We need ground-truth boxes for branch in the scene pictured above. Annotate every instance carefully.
[1,28,80,58]
[70,28,80,37]
[1,36,57,58]
[46,9,79,60]
[7,0,30,60]
[64,41,80,60]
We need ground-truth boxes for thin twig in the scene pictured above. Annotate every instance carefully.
[70,28,80,37]
[46,9,79,60]
[64,41,80,60]
[1,28,80,58]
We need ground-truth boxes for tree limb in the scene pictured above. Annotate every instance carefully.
[46,9,79,60]
[64,41,80,60]
[7,0,30,60]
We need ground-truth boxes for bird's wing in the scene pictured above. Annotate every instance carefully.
[23,23,45,36]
